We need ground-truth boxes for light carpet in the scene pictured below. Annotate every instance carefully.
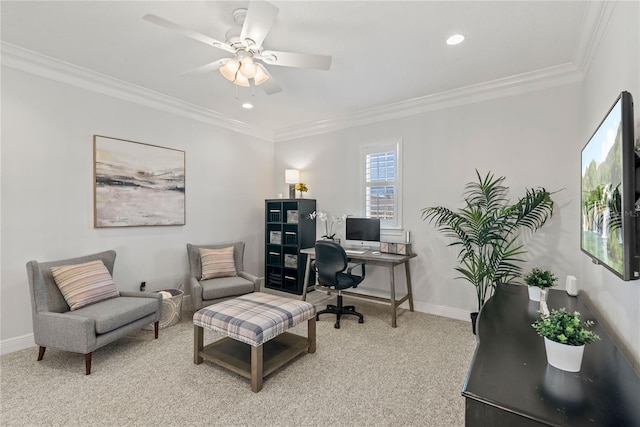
[1,291,476,426]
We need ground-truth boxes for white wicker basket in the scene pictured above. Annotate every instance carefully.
[142,288,184,330]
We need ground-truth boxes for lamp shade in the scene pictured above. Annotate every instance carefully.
[239,56,257,79]
[233,72,250,87]
[285,169,300,184]
[254,63,269,85]
[220,59,240,81]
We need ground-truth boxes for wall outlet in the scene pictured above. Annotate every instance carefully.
[140,281,146,292]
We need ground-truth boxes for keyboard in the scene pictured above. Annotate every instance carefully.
[345,249,366,255]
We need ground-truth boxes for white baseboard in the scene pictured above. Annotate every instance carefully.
[412,300,472,323]
[1,333,35,355]
[0,294,471,356]
[338,287,472,323]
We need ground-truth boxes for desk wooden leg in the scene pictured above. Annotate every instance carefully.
[301,255,312,301]
[251,345,264,393]
[389,265,397,328]
[405,261,414,312]
[194,325,203,364]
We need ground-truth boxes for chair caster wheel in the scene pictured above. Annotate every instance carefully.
[334,323,340,329]
[316,315,320,321]
[358,318,364,323]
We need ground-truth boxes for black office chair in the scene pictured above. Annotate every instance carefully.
[312,240,365,329]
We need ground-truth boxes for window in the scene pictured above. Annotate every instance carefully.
[362,140,402,231]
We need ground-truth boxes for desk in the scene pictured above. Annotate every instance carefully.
[300,247,416,327]
[462,283,640,426]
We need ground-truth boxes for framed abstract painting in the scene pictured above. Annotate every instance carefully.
[93,135,185,227]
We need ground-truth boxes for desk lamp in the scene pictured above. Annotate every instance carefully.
[285,169,299,199]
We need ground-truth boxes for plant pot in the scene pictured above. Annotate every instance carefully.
[528,286,544,301]
[544,337,585,372]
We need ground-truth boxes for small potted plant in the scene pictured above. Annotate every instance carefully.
[531,308,600,372]
[524,267,557,302]
[308,211,347,241]
[295,182,308,198]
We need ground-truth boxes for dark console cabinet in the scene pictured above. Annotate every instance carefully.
[264,199,316,295]
[462,283,640,427]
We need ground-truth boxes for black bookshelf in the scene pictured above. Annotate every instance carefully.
[265,198,316,295]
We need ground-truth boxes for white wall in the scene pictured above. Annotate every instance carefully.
[1,67,273,351]
[275,83,582,321]
[578,0,640,367]
[274,1,640,368]
[2,2,637,369]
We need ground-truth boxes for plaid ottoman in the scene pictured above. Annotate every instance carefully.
[193,292,316,392]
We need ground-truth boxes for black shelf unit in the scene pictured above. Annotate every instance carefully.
[265,198,316,295]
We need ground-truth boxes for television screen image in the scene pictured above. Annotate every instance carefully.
[580,91,638,280]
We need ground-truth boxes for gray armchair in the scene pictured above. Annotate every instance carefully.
[187,242,260,310]
[26,250,162,375]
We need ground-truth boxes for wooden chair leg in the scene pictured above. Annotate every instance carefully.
[85,353,92,375]
[37,346,46,361]
[154,321,159,339]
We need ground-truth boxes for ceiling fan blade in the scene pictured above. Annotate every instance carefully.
[180,58,229,76]
[257,66,282,95]
[143,14,235,54]
[259,50,332,70]
[240,1,279,49]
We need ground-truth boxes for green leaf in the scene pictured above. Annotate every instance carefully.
[422,170,556,311]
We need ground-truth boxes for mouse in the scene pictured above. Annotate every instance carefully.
[372,251,381,255]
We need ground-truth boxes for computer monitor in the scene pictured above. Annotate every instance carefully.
[345,217,381,249]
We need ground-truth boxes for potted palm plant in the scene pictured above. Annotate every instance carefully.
[531,308,600,372]
[422,170,555,334]
[524,267,557,302]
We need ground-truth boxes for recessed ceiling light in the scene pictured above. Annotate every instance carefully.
[242,102,254,109]
[446,34,465,46]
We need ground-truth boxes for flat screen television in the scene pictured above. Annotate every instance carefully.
[345,217,381,249]
[581,91,638,280]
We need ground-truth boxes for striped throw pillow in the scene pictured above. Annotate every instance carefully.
[51,260,120,310]
[200,246,237,280]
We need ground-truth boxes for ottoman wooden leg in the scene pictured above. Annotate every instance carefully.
[194,325,204,364]
[251,344,264,393]
[308,317,317,354]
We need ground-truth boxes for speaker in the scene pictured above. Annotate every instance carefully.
[380,242,412,255]
[566,275,578,296]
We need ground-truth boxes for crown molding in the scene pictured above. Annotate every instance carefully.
[275,0,615,142]
[274,63,584,141]
[3,15,601,145]
[1,42,274,141]
[573,0,616,76]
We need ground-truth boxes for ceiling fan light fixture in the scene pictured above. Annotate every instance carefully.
[254,63,269,85]
[239,56,257,79]
[220,59,240,81]
[234,72,251,87]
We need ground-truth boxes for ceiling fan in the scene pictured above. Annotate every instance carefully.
[143,1,332,95]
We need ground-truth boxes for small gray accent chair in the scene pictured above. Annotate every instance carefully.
[187,242,260,310]
[26,250,162,375]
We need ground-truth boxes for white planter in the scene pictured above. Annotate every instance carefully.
[544,337,585,372]
[528,286,549,302]
[528,286,541,301]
